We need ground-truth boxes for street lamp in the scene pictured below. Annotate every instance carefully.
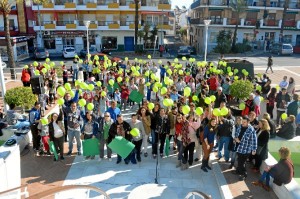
[84,20,91,61]
[203,19,211,62]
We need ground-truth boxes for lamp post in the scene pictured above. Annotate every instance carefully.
[203,19,211,62]
[37,2,42,47]
[84,20,91,62]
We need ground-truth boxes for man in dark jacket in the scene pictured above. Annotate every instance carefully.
[152,108,170,159]
[214,87,227,108]
[29,102,41,152]
[287,94,299,117]
[275,88,291,126]
[108,114,132,164]
[217,116,234,162]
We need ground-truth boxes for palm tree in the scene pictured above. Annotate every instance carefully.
[279,0,289,43]
[230,0,247,52]
[0,0,18,79]
[134,0,140,53]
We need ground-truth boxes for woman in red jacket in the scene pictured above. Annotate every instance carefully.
[21,68,31,87]
[120,84,130,111]
[175,114,189,169]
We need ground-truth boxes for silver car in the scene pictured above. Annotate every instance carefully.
[34,48,49,59]
[271,43,293,55]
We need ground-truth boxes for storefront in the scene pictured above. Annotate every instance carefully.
[0,36,29,62]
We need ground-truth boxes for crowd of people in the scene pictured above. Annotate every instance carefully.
[16,55,298,192]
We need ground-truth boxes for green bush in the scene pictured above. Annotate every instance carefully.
[230,80,254,100]
[4,87,37,109]
[233,43,252,53]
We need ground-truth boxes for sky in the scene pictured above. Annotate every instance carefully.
[171,0,194,9]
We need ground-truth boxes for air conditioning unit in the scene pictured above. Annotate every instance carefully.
[44,31,50,35]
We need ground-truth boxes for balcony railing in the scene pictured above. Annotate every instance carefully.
[284,20,296,27]
[190,18,224,25]
[120,20,135,26]
[263,19,280,26]
[36,21,55,26]
[120,0,134,6]
[56,21,75,26]
[77,0,95,5]
[244,18,257,26]
[54,0,73,5]
[78,20,97,26]
[0,26,19,31]
[98,21,119,26]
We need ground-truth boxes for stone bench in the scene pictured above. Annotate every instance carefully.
[260,152,300,199]
[268,136,300,153]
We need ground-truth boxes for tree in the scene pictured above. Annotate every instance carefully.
[137,30,144,51]
[230,80,254,100]
[150,26,158,49]
[279,0,289,43]
[230,0,247,52]
[134,0,139,53]
[143,24,150,48]
[0,0,18,79]
[214,30,232,55]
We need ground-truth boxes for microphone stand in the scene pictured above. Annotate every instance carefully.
[155,117,163,184]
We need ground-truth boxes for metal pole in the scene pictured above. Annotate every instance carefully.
[87,27,89,62]
[38,3,42,47]
[0,55,9,113]
[204,25,208,62]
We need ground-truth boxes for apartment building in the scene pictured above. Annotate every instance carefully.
[31,0,172,54]
[189,0,300,54]
[0,0,34,61]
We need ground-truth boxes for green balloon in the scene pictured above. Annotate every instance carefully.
[148,103,155,110]
[87,103,94,111]
[57,98,64,106]
[78,99,86,107]
[213,108,221,116]
[182,105,190,115]
[239,103,246,110]
[220,107,229,116]
[41,117,48,125]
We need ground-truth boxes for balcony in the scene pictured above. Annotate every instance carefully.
[190,18,224,25]
[107,0,119,8]
[0,26,19,36]
[264,19,280,27]
[78,21,98,29]
[40,21,56,29]
[284,20,296,27]
[42,2,54,8]
[244,18,257,26]
[56,21,77,29]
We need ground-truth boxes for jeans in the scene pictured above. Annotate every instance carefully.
[183,142,195,165]
[68,129,81,153]
[259,171,273,186]
[151,129,155,144]
[142,134,149,154]
[30,124,40,151]
[218,136,231,161]
[230,151,237,165]
[194,140,202,160]
[99,135,112,158]
[152,132,166,155]
[72,69,78,82]
[236,153,249,176]
[120,98,127,111]
[117,153,131,163]
[176,139,184,161]
[276,110,285,126]
[133,139,143,161]
[53,135,64,157]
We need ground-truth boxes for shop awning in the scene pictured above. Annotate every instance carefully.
[286,11,298,14]
[208,7,224,11]
[246,9,260,12]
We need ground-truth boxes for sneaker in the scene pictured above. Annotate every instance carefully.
[77,152,81,156]
[116,160,121,164]
[46,151,51,156]
[228,164,233,169]
[125,161,129,165]
[137,158,141,162]
[67,151,72,156]
[85,156,90,160]
[262,184,271,192]
[60,156,65,160]
[108,158,112,162]
[239,174,247,181]
[91,156,95,160]
[160,153,163,158]
[251,181,263,187]
[153,154,157,159]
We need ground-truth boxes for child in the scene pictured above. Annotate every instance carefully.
[114,88,121,105]
[38,117,51,156]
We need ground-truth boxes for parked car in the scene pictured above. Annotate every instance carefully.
[187,46,197,55]
[1,62,7,69]
[177,46,191,58]
[271,43,293,55]
[62,47,76,59]
[79,47,98,58]
[34,48,49,60]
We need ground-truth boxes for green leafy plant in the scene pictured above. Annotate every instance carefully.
[214,30,232,55]
[230,80,254,100]
[4,87,37,109]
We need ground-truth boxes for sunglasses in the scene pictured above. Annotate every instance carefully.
[104,115,110,117]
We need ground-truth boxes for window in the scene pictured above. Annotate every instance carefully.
[102,36,117,49]
[83,37,96,48]
[63,38,75,47]
[16,45,27,57]
[44,39,56,49]
[283,35,292,43]
[28,20,34,28]
[209,32,218,43]
[243,33,254,42]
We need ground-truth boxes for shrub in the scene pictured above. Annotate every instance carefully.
[4,87,37,109]
[230,80,254,100]
[233,43,252,53]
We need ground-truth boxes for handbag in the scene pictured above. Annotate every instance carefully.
[80,133,85,140]
[256,145,264,155]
